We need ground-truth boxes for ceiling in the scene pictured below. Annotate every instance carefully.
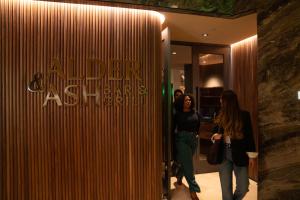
[100,0,256,18]
[162,12,257,45]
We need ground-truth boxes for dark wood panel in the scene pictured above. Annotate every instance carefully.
[0,0,162,199]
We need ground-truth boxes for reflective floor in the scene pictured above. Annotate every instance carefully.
[170,172,257,200]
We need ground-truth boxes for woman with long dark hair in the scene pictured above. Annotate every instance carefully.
[173,94,201,200]
[212,90,257,200]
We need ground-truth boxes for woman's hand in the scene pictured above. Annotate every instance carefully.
[249,158,255,169]
[212,133,222,140]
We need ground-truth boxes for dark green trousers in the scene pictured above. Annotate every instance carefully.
[176,131,200,192]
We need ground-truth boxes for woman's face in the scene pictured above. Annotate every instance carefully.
[174,92,182,100]
[183,96,191,109]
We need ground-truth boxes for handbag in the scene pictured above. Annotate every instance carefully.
[206,139,222,165]
[206,127,223,165]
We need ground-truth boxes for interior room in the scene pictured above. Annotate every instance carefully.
[163,12,258,199]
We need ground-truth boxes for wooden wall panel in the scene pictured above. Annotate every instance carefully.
[0,0,162,199]
[230,36,258,180]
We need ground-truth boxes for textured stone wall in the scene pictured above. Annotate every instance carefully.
[257,0,300,199]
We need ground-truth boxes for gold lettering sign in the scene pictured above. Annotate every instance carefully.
[67,58,84,81]
[48,58,66,80]
[86,59,105,81]
[43,84,63,106]
[27,72,45,92]
[28,58,148,107]
[82,84,101,106]
[64,85,79,106]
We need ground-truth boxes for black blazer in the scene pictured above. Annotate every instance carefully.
[212,110,256,167]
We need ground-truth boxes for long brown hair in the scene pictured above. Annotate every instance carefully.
[215,90,244,139]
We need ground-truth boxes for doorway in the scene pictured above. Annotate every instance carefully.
[170,43,230,174]
[164,11,257,200]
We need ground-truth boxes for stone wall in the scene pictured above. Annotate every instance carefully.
[257,0,300,199]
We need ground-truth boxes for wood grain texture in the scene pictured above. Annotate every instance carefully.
[230,36,258,180]
[0,0,162,199]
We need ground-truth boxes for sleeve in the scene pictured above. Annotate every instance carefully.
[196,112,201,134]
[210,125,222,143]
[247,152,258,158]
[212,125,219,134]
[243,111,256,152]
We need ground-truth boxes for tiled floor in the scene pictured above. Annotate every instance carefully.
[170,172,257,200]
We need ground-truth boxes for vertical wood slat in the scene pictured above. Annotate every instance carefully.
[0,0,162,199]
[231,36,258,180]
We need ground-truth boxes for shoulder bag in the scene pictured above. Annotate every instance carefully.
[206,127,223,165]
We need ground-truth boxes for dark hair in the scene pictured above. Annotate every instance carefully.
[175,94,195,112]
[215,90,243,139]
[174,89,183,97]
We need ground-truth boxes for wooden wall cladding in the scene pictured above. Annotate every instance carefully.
[0,0,162,199]
[230,36,258,180]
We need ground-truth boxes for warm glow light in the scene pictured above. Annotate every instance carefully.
[21,0,165,24]
[231,35,257,47]
[205,77,223,88]
[298,91,300,100]
[156,12,165,24]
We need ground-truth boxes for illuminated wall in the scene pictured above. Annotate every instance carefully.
[0,0,162,199]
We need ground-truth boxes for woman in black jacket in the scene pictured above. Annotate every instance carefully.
[211,90,257,200]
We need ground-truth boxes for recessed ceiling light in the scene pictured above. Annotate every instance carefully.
[202,33,208,37]
[172,52,177,55]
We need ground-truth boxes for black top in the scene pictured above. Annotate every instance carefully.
[212,110,256,166]
[174,110,201,133]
